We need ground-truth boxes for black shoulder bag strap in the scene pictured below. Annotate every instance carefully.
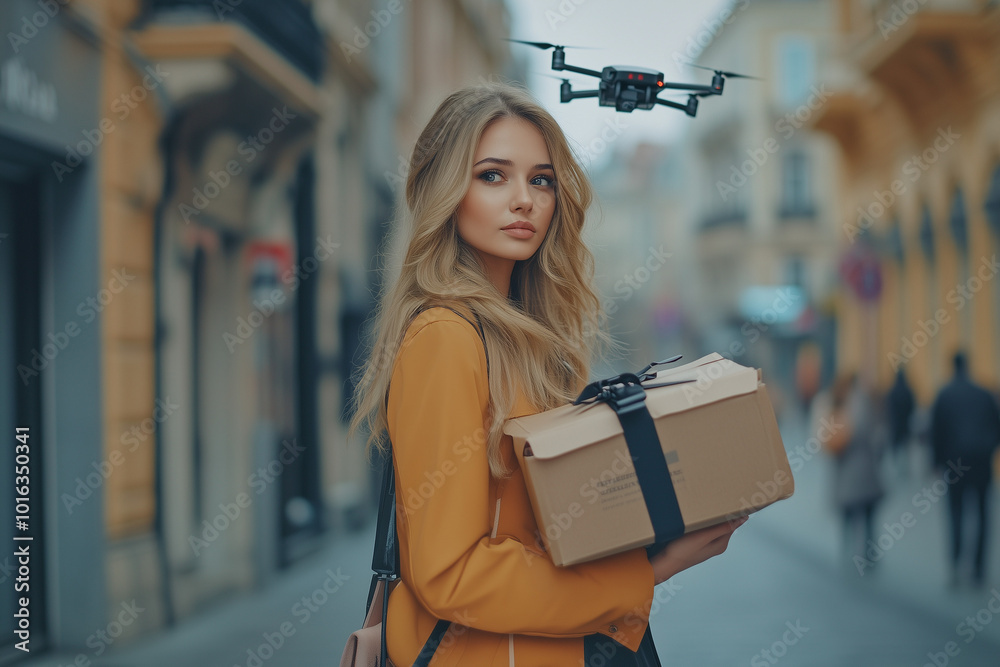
[373,305,488,666]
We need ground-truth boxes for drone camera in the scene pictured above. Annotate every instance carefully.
[616,88,640,113]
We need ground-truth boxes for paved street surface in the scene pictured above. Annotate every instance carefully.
[23,413,1000,666]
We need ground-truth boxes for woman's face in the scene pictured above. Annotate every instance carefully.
[455,117,556,295]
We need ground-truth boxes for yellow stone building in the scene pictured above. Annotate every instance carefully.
[812,0,1000,408]
[0,0,512,657]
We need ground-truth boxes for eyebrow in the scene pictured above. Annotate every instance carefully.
[473,157,554,171]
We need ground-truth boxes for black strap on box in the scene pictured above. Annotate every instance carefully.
[575,374,685,547]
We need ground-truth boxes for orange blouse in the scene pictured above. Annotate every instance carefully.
[385,307,655,666]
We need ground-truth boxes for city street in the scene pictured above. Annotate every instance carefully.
[22,414,1000,667]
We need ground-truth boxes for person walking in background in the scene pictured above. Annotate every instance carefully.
[825,372,885,572]
[886,368,916,478]
[930,351,1000,587]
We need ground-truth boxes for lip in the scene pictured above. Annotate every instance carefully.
[501,221,536,232]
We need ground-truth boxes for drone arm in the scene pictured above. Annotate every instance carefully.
[657,81,717,94]
[656,97,698,117]
[554,62,603,79]
[560,87,599,104]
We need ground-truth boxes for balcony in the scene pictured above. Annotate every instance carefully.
[699,208,748,232]
[143,0,324,82]
[777,202,818,222]
[845,0,996,131]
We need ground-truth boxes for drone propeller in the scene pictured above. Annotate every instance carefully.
[685,62,762,80]
[505,38,597,51]
[532,71,584,84]
[537,74,571,85]
[663,91,715,99]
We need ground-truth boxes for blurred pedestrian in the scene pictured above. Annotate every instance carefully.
[886,368,915,477]
[795,342,822,414]
[825,372,884,570]
[929,351,1000,587]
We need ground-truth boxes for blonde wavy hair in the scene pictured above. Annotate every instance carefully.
[348,81,617,477]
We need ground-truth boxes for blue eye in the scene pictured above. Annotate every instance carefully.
[533,174,555,187]
[478,170,503,183]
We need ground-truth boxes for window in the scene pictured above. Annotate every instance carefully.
[985,164,1000,238]
[775,35,815,108]
[887,219,904,265]
[919,204,935,264]
[949,188,968,253]
[784,255,806,290]
[781,151,813,217]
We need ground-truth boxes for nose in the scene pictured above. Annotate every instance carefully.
[510,180,533,214]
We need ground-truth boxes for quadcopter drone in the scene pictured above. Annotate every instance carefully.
[509,40,759,117]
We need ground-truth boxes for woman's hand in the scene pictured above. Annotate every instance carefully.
[648,516,748,585]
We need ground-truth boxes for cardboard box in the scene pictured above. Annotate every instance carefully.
[504,353,794,566]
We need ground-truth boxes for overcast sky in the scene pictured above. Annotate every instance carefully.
[504,0,733,167]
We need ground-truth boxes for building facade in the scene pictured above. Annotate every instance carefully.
[683,0,842,410]
[1,0,514,661]
[1,0,105,658]
[812,0,1000,406]
[588,142,692,378]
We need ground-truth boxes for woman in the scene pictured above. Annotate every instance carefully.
[825,372,884,570]
[349,82,746,666]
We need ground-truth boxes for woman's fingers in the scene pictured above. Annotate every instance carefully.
[648,516,749,584]
[690,515,748,544]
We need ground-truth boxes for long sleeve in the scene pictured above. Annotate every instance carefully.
[386,317,655,645]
